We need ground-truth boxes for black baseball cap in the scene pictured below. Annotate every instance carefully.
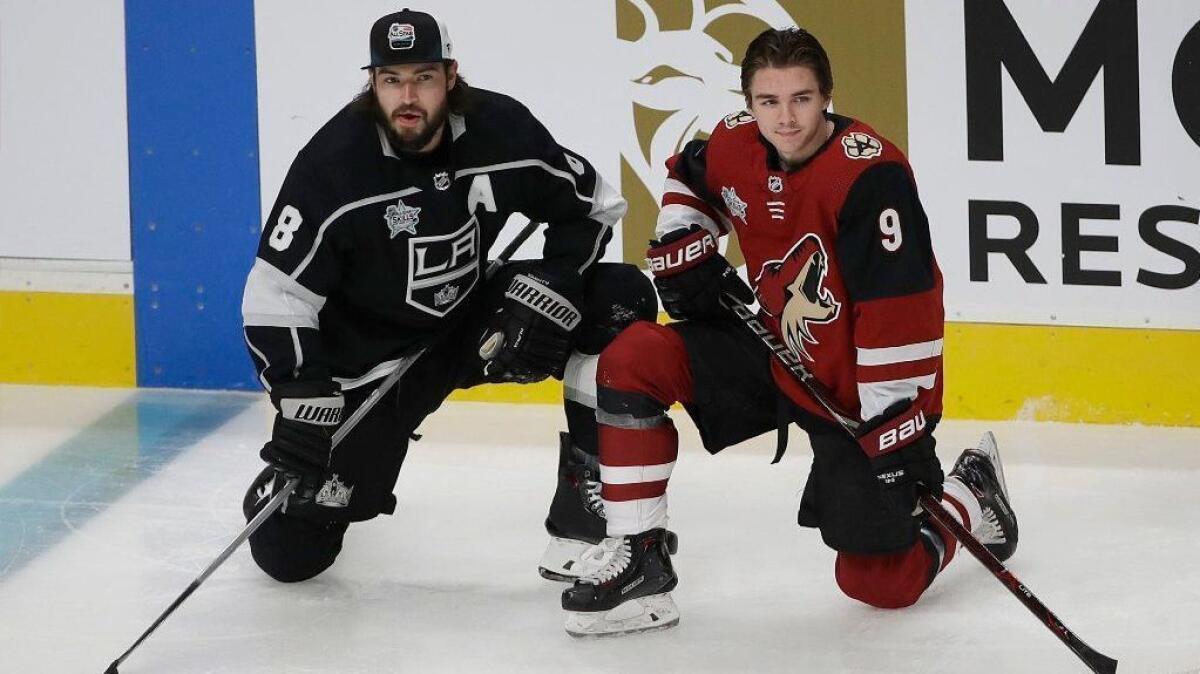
[362,8,454,69]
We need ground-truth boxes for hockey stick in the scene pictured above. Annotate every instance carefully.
[718,291,1118,674]
[103,220,542,674]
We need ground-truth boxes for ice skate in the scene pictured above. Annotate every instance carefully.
[949,431,1019,561]
[561,528,679,637]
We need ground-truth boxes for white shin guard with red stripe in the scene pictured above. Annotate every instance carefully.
[596,414,678,537]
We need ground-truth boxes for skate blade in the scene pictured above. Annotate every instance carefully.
[976,431,1010,502]
[564,592,680,638]
[538,536,600,583]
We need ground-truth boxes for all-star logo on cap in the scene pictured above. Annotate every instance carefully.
[364,8,454,69]
[388,23,416,50]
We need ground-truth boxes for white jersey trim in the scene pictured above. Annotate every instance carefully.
[244,334,273,392]
[332,357,405,391]
[858,374,937,421]
[857,339,944,366]
[656,203,721,240]
[291,187,422,280]
[243,258,326,329]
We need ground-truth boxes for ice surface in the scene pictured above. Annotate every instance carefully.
[1,384,1197,673]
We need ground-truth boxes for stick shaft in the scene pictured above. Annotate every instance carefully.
[106,220,543,672]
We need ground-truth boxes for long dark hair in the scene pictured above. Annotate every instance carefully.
[740,28,833,100]
[349,64,472,115]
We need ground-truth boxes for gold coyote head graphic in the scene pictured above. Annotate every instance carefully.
[755,234,840,362]
[615,0,908,266]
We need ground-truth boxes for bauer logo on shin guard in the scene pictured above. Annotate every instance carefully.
[505,275,582,331]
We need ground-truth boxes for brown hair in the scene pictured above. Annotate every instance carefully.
[740,28,833,100]
[349,64,472,115]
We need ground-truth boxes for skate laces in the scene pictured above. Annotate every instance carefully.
[975,507,1007,544]
[579,537,632,585]
[584,479,604,516]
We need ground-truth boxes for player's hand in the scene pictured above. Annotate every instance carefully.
[868,433,943,515]
[260,380,343,488]
[480,267,583,383]
[647,224,753,321]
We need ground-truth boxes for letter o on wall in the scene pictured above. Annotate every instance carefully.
[1175,20,1200,148]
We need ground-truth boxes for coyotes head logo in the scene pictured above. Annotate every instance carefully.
[754,235,840,362]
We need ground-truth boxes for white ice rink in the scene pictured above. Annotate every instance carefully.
[1,384,1198,673]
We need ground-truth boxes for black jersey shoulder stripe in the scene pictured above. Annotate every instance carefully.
[290,186,422,280]
[454,159,593,204]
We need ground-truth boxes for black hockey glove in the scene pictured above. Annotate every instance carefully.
[480,267,583,384]
[860,399,943,515]
[646,224,754,321]
[260,380,344,488]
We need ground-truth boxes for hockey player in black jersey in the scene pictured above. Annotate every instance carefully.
[240,9,655,584]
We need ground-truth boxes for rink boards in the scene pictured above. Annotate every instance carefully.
[0,1,1197,425]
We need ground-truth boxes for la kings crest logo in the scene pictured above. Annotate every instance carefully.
[407,216,480,317]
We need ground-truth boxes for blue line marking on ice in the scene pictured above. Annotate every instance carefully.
[0,391,254,583]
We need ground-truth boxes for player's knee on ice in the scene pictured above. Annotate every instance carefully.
[242,469,350,583]
[834,546,934,609]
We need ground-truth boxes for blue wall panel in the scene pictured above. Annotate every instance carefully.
[126,0,262,389]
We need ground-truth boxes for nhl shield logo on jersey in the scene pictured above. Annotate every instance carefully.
[767,175,784,193]
[384,198,421,238]
[433,171,451,191]
[721,186,748,223]
[842,132,883,160]
[388,23,416,50]
[316,474,354,508]
[754,234,841,362]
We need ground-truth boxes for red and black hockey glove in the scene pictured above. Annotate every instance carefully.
[646,224,753,321]
[480,266,583,384]
[859,399,943,515]
[260,379,343,490]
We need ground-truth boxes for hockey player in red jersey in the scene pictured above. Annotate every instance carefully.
[561,27,1019,636]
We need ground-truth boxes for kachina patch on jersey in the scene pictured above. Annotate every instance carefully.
[842,132,882,160]
[723,110,755,128]
[722,185,748,223]
[385,198,421,238]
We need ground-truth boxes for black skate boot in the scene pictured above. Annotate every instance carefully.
[540,433,678,581]
[540,433,609,581]
[949,431,1019,562]
[561,528,680,637]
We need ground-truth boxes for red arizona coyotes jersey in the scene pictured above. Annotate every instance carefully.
[659,111,944,429]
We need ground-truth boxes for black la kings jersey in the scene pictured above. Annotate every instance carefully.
[241,88,624,392]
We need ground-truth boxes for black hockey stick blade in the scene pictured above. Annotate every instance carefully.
[919,493,1118,673]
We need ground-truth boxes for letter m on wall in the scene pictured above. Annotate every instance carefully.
[965,0,1140,165]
